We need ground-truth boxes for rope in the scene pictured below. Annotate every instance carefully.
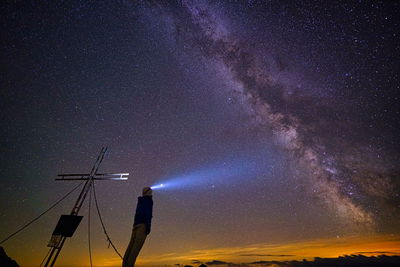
[0,181,84,245]
[88,184,93,267]
[92,181,124,261]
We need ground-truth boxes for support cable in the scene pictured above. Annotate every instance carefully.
[88,184,93,267]
[92,181,124,261]
[39,247,52,267]
[0,181,84,245]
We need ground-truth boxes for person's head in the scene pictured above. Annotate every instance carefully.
[142,187,152,197]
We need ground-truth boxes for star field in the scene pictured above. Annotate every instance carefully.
[0,1,399,266]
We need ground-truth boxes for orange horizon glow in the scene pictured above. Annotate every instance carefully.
[34,233,398,267]
[4,228,400,267]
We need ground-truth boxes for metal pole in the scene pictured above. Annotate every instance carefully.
[44,147,107,267]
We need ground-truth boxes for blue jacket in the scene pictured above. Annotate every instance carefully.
[133,196,153,235]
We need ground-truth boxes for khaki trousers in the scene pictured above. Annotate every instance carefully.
[122,224,147,267]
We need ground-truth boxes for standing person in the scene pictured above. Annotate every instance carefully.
[123,187,153,267]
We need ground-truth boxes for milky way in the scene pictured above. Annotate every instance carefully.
[147,0,399,227]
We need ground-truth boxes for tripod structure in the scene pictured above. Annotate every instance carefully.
[44,147,128,266]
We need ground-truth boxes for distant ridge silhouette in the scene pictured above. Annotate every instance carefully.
[251,254,400,266]
[180,255,400,267]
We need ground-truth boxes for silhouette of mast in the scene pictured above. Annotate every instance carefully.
[44,147,128,266]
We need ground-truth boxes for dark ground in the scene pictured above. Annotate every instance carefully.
[0,247,19,267]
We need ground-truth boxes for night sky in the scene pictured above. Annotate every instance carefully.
[1,1,400,266]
